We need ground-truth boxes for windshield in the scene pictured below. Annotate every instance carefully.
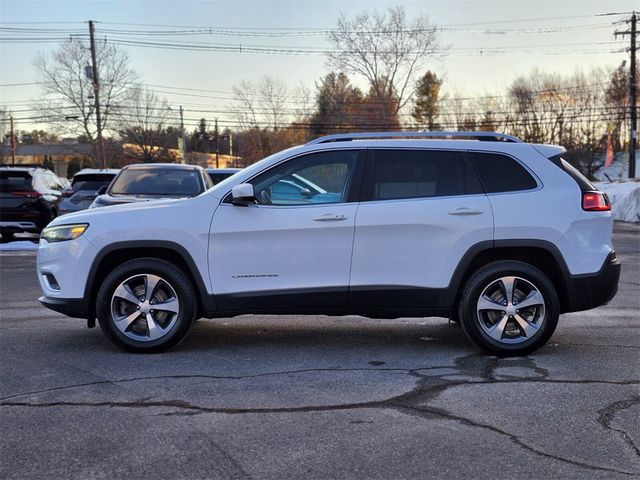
[72,174,116,192]
[109,168,203,196]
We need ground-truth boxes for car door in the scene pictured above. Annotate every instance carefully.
[349,148,493,312]
[209,149,365,313]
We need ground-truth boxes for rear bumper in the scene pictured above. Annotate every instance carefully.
[39,296,89,319]
[0,221,39,232]
[564,253,621,313]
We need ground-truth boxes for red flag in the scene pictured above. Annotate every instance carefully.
[604,133,614,168]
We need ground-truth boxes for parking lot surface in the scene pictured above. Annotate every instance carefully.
[1,223,639,479]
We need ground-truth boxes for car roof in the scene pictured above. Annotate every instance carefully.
[122,163,204,171]
[0,166,46,174]
[75,168,120,176]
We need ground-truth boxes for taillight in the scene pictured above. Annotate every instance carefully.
[10,191,41,199]
[582,191,611,211]
[61,189,75,197]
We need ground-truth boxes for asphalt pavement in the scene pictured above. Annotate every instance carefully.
[0,223,639,479]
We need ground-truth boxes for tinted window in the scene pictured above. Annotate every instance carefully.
[72,174,116,192]
[110,168,203,196]
[372,150,481,200]
[471,152,538,193]
[561,158,595,191]
[250,150,359,206]
[0,171,32,193]
[208,172,235,185]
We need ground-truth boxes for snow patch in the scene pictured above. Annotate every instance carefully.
[0,241,39,251]
[593,150,640,182]
[594,180,640,223]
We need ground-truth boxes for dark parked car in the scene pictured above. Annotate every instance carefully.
[90,163,213,209]
[59,169,119,215]
[0,166,68,239]
[206,168,240,185]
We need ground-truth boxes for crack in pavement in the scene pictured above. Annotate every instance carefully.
[598,395,640,458]
[0,365,452,402]
[2,355,639,477]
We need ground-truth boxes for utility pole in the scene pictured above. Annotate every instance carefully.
[616,12,638,178]
[10,116,16,165]
[88,20,106,170]
[179,105,187,164]
[214,118,219,168]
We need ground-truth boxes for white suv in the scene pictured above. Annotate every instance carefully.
[37,132,620,355]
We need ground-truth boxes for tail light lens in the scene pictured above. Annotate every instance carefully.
[61,189,75,197]
[582,191,611,211]
[10,191,41,199]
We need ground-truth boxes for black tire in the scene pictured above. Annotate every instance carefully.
[96,258,196,353]
[459,261,559,356]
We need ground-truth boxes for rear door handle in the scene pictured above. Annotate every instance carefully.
[447,207,483,216]
[313,214,348,222]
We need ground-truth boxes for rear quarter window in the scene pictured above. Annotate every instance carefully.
[470,152,538,193]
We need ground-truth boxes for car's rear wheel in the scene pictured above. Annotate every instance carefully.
[459,261,559,356]
[96,258,196,353]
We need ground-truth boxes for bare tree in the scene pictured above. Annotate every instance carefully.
[327,6,440,117]
[115,89,176,163]
[259,76,288,129]
[232,76,291,130]
[291,82,314,124]
[0,108,9,142]
[33,38,138,141]
[232,80,260,129]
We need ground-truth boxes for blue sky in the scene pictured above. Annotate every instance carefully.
[0,0,636,132]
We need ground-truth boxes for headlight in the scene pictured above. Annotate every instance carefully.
[41,224,89,243]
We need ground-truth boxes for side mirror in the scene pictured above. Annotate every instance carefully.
[231,183,256,205]
[96,185,108,195]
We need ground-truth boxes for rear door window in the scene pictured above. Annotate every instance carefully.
[470,152,538,193]
[369,149,482,201]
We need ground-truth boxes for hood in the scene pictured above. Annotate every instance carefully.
[50,196,186,227]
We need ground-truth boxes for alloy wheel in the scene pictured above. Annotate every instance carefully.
[476,275,546,344]
[110,273,180,342]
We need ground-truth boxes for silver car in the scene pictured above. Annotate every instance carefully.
[58,169,119,215]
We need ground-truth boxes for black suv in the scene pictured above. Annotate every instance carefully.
[91,163,213,209]
[0,166,67,240]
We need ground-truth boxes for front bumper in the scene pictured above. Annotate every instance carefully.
[39,295,89,319]
[564,252,621,313]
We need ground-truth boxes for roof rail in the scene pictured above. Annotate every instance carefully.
[306,131,523,145]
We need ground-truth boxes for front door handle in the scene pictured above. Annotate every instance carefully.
[313,214,348,222]
[447,207,483,216]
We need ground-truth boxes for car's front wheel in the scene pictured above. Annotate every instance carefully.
[459,261,559,356]
[96,258,196,353]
